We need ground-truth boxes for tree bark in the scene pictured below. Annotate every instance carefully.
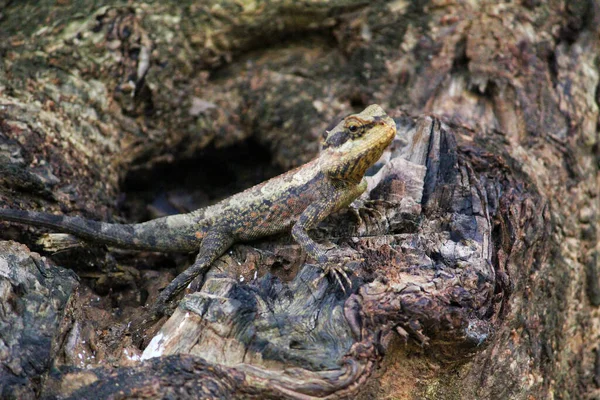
[0,1,598,399]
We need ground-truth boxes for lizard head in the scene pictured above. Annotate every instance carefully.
[321,104,396,184]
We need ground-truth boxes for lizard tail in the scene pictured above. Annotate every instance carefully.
[0,208,202,253]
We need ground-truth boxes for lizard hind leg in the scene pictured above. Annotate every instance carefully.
[147,228,234,318]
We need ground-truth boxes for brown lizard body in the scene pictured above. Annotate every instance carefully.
[0,104,396,319]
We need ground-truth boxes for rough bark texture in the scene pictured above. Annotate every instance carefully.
[0,1,598,399]
[0,242,79,400]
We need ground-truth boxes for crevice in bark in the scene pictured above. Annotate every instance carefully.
[450,37,468,76]
[121,137,282,222]
[559,1,594,45]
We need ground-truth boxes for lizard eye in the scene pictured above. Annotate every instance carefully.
[346,119,364,136]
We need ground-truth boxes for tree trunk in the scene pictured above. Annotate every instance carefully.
[0,1,598,399]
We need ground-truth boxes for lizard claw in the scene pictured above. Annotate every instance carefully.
[312,248,362,293]
[313,262,353,293]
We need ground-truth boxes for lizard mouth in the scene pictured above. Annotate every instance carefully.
[376,116,397,144]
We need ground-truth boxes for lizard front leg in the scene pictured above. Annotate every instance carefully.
[291,180,366,290]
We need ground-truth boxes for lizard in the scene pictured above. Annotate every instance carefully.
[0,104,396,324]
